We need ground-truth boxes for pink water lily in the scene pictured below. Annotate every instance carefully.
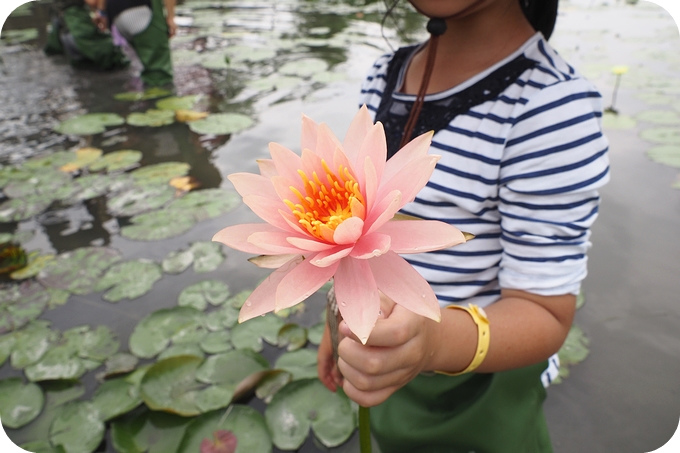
[213,105,467,343]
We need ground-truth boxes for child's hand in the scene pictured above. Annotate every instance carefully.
[336,294,441,407]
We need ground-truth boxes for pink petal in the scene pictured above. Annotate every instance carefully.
[378,219,467,253]
[275,258,338,312]
[357,123,386,183]
[349,232,391,259]
[368,251,441,322]
[247,231,308,255]
[332,216,364,244]
[309,245,353,267]
[248,254,300,269]
[342,105,374,164]
[301,114,319,152]
[315,123,343,164]
[286,236,335,252]
[239,257,303,322]
[365,189,402,234]
[269,142,303,181]
[228,173,275,199]
[213,224,282,255]
[377,155,439,205]
[382,131,434,183]
[361,156,378,211]
[334,258,380,344]
[242,195,294,231]
[256,159,277,178]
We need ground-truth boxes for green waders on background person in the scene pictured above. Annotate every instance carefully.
[370,361,553,453]
[127,0,173,86]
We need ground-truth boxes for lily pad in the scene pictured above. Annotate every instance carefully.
[602,112,636,130]
[274,348,318,381]
[121,209,197,241]
[131,162,191,185]
[127,109,176,127]
[99,352,139,379]
[24,344,90,382]
[9,320,56,369]
[165,188,241,221]
[277,324,308,352]
[108,183,176,217]
[63,325,120,362]
[114,87,173,101]
[129,306,206,359]
[55,113,126,135]
[59,147,103,172]
[307,321,325,345]
[177,405,272,453]
[647,145,680,169]
[49,401,106,453]
[0,281,50,334]
[187,113,254,135]
[199,331,233,354]
[163,241,226,274]
[204,304,240,331]
[178,280,231,311]
[0,377,45,429]
[70,173,120,201]
[158,343,206,361]
[139,355,206,416]
[0,196,53,222]
[88,149,143,172]
[278,58,329,77]
[156,95,201,111]
[23,151,77,170]
[640,127,680,144]
[38,246,123,295]
[93,259,163,302]
[3,168,73,200]
[111,408,192,453]
[91,376,142,421]
[635,109,680,125]
[265,378,355,450]
[231,315,285,352]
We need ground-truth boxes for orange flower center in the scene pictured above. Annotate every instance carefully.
[284,160,365,241]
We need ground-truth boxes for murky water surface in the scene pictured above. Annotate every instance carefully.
[1,1,679,452]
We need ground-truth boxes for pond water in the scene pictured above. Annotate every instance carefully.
[1,0,679,452]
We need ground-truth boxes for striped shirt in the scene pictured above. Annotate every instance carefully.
[359,32,610,309]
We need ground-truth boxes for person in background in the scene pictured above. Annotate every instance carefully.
[44,0,128,70]
[318,0,610,451]
[90,0,176,87]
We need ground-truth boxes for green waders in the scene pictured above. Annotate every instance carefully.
[128,0,173,86]
[370,361,553,453]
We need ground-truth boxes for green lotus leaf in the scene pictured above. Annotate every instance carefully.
[23,151,76,170]
[139,355,206,416]
[265,378,355,450]
[555,325,590,383]
[602,112,636,130]
[62,324,120,362]
[108,183,176,217]
[199,330,233,354]
[0,377,45,428]
[276,323,308,352]
[162,240,226,274]
[178,280,231,311]
[0,166,33,189]
[121,209,197,241]
[55,113,126,135]
[99,352,139,379]
[91,376,142,422]
[0,333,16,366]
[177,405,272,453]
[111,407,192,453]
[131,162,191,185]
[162,247,194,274]
[156,95,201,111]
[127,109,176,127]
[46,288,70,309]
[647,145,680,168]
[93,259,163,302]
[9,321,55,369]
[38,246,122,295]
[247,74,302,92]
[88,149,143,172]
[227,289,251,309]
[114,87,173,101]
[199,52,231,69]
[0,281,50,334]
[204,304,240,331]
[49,401,106,453]
[307,321,325,345]
[187,113,254,135]
[59,147,103,172]
[0,196,53,222]
[274,348,318,381]
[278,58,329,77]
[636,109,680,124]
[231,315,285,352]
[165,188,241,221]
[640,127,680,144]
[0,229,35,245]
[158,343,205,361]
[2,168,73,200]
[255,369,293,403]
[226,45,277,63]
[195,349,269,387]
[24,343,91,382]
[129,306,206,359]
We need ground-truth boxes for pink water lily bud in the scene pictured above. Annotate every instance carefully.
[213,105,468,343]
[200,430,238,453]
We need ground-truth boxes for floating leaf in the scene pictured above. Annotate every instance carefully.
[647,145,680,168]
[9,321,56,369]
[0,377,45,428]
[231,315,285,352]
[129,306,206,359]
[635,109,680,125]
[163,241,225,274]
[274,349,318,381]
[602,112,636,130]
[0,196,53,222]
[121,209,197,241]
[91,376,142,421]
[176,110,210,122]
[24,344,89,381]
[131,162,191,185]
[277,324,308,352]
[0,334,16,366]
[99,352,139,379]
[159,343,206,361]
[156,95,201,111]
[49,401,106,453]
[127,109,176,127]
[265,379,355,450]
[0,281,50,334]
[38,246,122,295]
[88,149,143,172]
[111,408,191,453]
[3,168,73,200]
[162,247,195,274]
[199,331,233,354]
[178,406,272,453]
[70,173,119,201]
[94,259,163,302]
[114,87,173,101]
[0,242,27,274]
[63,325,120,362]
[255,370,293,403]
[139,355,205,416]
[187,113,254,135]
[307,321,325,345]
[108,183,176,217]
[59,147,103,172]
[204,304,240,331]
[55,113,125,135]
[10,252,55,280]
[278,58,329,77]
[178,280,231,311]
[165,188,241,221]
[23,151,76,171]
[640,127,680,144]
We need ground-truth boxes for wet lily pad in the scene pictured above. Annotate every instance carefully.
[131,162,191,185]
[99,352,139,379]
[121,209,197,241]
[114,87,173,101]
[0,334,16,366]
[127,109,176,127]
[307,321,325,345]
[278,58,329,77]
[156,95,201,111]
[640,127,680,144]
[178,280,231,311]
[277,324,308,352]
[88,149,143,172]
[55,113,126,135]
[9,321,56,369]
[108,183,176,217]
[70,173,120,201]
[0,281,50,334]
[94,259,163,302]
[23,151,77,171]
[158,343,206,361]
[165,188,241,221]
[3,168,73,200]
[647,145,680,168]
[635,109,680,125]
[204,304,240,331]
[111,408,192,453]
[163,241,226,274]
[177,405,272,453]
[0,377,45,429]
[24,344,90,382]
[38,246,123,295]
[91,376,142,422]
[187,113,254,135]
[139,355,205,416]
[231,315,285,352]
[199,331,233,354]
[265,378,355,450]
[256,370,293,403]
[59,147,103,172]
[274,348,318,381]
[602,112,636,130]
[129,306,206,359]
[63,325,120,362]
[49,400,106,453]
[0,196,53,222]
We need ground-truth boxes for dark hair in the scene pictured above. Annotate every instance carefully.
[520,0,559,40]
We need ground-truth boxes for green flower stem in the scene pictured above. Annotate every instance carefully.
[359,405,372,453]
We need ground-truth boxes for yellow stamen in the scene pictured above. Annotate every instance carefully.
[284,160,365,241]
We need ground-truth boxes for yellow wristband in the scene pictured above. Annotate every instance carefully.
[436,303,490,376]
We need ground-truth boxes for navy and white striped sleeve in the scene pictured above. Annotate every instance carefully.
[498,77,610,295]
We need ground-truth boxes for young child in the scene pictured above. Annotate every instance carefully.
[318,0,610,451]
